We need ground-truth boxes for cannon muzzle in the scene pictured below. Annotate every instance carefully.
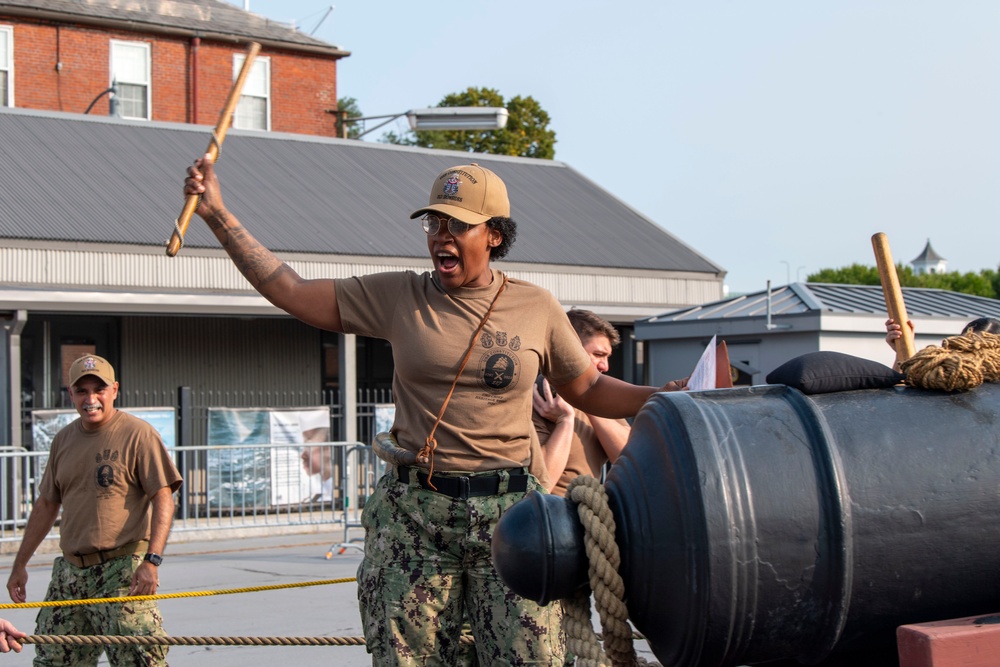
[494,383,1000,666]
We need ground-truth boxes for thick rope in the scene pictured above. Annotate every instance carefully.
[565,475,658,667]
[564,589,609,667]
[901,331,1000,391]
[0,577,355,610]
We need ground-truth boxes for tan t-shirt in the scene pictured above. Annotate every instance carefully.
[533,408,630,497]
[39,410,183,556]
[335,269,591,472]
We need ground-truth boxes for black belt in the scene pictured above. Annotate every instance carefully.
[397,466,529,499]
[64,540,148,568]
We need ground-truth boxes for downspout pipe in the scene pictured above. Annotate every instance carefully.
[190,36,200,124]
[2,310,28,448]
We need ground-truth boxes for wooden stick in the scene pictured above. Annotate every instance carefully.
[166,41,262,257]
[872,232,916,364]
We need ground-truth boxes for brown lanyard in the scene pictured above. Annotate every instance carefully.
[418,275,509,489]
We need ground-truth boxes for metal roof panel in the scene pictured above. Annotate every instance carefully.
[0,108,725,275]
[642,282,1000,323]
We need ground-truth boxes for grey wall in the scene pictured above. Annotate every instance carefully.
[643,313,979,387]
[121,316,322,400]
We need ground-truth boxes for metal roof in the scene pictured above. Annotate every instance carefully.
[642,282,1000,323]
[0,0,348,55]
[0,107,724,274]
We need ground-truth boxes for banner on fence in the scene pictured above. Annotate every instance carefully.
[206,407,331,508]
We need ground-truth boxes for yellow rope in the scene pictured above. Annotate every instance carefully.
[22,634,365,646]
[20,633,477,647]
[0,577,356,610]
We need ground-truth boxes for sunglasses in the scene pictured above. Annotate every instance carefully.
[421,214,473,236]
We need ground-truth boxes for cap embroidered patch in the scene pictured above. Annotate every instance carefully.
[409,163,510,225]
[68,354,116,387]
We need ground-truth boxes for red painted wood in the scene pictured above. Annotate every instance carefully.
[898,613,1000,667]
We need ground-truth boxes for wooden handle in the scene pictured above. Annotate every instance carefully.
[872,232,916,363]
[167,41,262,257]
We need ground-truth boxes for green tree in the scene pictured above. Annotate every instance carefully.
[381,87,557,159]
[808,264,1000,299]
[335,96,364,139]
[807,263,884,285]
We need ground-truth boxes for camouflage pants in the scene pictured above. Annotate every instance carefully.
[357,468,565,666]
[33,554,169,667]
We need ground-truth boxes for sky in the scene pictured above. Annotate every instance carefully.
[232,1,1000,295]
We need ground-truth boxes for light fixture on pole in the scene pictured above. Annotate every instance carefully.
[332,107,508,139]
[405,107,509,131]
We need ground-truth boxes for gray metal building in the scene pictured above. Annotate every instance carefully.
[636,282,1000,386]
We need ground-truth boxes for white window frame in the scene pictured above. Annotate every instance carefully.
[0,25,13,107]
[109,39,151,120]
[233,54,271,131]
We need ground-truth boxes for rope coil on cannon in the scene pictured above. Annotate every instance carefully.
[901,331,1000,391]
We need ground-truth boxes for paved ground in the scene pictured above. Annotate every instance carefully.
[0,527,656,666]
[1,529,371,666]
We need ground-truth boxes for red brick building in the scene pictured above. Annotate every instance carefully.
[0,0,349,136]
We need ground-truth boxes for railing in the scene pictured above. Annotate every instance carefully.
[17,387,395,450]
[0,442,387,547]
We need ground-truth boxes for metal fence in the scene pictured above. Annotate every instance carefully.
[4,387,395,549]
[18,387,395,450]
[0,441,387,548]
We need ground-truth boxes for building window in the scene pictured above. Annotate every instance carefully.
[233,54,270,131]
[110,40,151,120]
[0,26,12,107]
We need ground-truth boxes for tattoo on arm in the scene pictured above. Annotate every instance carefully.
[207,210,290,290]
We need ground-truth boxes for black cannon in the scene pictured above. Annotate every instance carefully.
[493,383,1000,666]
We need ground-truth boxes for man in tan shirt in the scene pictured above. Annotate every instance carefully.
[6,355,182,666]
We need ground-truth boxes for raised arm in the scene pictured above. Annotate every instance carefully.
[555,367,685,420]
[184,154,344,332]
[884,318,915,371]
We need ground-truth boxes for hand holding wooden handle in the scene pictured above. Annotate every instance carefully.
[872,232,916,364]
[166,41,261,257]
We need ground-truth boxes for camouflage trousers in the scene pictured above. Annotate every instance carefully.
[357,467,565,666]
[33,554,169,667]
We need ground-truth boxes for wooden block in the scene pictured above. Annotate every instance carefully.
[898,613,1000,667]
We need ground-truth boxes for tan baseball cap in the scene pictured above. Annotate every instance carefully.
[410,163,510,225]
[69,355,117,387]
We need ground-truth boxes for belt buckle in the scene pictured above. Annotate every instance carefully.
[457,476,470,500]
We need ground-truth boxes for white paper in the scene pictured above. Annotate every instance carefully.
[686,335,718,392]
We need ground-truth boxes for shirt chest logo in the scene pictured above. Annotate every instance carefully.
[477,331,522,393]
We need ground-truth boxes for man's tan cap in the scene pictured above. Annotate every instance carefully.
[69,355,116,387]
[409,163,510,225]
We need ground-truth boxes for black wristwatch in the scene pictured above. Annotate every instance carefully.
[143,552,163,567]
